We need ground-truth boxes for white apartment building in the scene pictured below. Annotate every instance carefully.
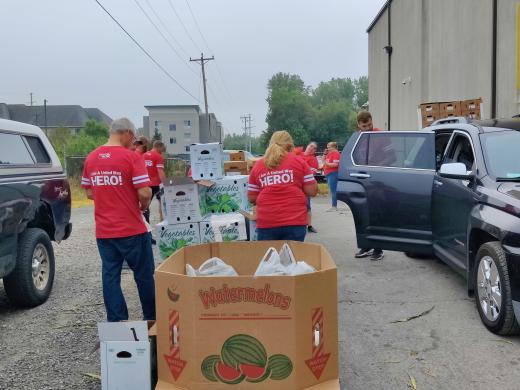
[142,105,222,155]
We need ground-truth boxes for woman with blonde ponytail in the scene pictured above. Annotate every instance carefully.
[248,131,318,241]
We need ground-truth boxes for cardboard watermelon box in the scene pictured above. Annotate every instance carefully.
[155,241,339,390]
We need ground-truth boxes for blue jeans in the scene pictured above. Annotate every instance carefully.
[256,226,307,242]
[97,233,156,322]
[326,171,338,207]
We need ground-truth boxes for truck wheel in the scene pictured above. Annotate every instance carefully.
[474,242,519,335]
[3,228,55,307]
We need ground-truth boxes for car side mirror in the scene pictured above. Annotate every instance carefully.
[439,162,475,180]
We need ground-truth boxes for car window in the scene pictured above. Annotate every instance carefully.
[352,133,435,170]
[24,136,51,164]
[0,132,34,165]
[435,133,452,169]
[481,131,520,179]
[444,133,475,171]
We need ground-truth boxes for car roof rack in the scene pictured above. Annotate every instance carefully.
[431,117,470,126]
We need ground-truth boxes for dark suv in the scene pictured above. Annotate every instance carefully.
[0,119,71,307]
[338,118,520,335]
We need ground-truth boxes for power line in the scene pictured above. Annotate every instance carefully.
[183,0,233,103]
[93,0,199,102]
[132,0,198,77]
[143,0,190,58]
[167,0,203,53]
[184,0,212,53]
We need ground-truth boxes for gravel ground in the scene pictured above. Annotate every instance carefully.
[1,197,520,389]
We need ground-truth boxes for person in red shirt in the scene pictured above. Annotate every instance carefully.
[354,111,385,261]
[133,136,149,156]
[143,140,166,222]
[323,142,341,212]
[82,118,155,322]
[248,131,318,241]
[302,142,319,233]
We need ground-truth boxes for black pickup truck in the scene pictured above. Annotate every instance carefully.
[0,119,71,307]
[338,118,520,335]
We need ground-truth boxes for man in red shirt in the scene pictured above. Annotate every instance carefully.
[143,140,166,222]
[82,118,155,322]
[302,142,319,233]
[248,131,317,241]
[354,111,385,261]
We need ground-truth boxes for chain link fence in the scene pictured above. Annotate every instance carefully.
[64,156,189,178]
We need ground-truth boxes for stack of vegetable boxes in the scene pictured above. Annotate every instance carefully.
[157,143,250,260]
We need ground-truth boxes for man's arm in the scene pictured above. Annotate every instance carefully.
[85,188,94,200]
[158,168,166,182]
[137,187,152,211]
[303,182,318,197]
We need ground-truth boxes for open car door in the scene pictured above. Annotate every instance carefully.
[337,131,436,254]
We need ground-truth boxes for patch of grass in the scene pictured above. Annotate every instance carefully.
[69,177,93,209]
[318,183,329,195]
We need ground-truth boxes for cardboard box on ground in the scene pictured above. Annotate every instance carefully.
[98,321,153,390]
[155,241,340,390]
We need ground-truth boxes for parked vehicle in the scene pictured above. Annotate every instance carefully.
[338,118,520,335]
[0,119,72,307]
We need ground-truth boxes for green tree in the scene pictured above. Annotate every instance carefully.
[82,119,109,138]
[152,128,162,141]
[264,73,368,149]
[48,127,71,163]
[353,76,369,109]
[223,133,264,155]
[265,73,314,147]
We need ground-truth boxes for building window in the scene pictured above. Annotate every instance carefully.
[154,120,159,126]
[184,120,191,128]
[184,132,191,139]
[169,124,176,131]
[170,137,177,144]
[185,146,190,152]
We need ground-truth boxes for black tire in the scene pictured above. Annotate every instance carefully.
[3,228,55,307]
[474,242,520,335]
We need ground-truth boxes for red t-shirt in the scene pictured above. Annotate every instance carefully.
[248,153,316,229]
[323,150,341,176]
[81,146,151,239]
[143,149,165,186]
[302,153,319,174]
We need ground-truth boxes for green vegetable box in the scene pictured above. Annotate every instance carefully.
[204,175,250,214]
[199,213,247,243]
[156,220,201,260]
[155,241,340,390]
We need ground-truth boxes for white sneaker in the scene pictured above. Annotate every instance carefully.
[326,207,338,212]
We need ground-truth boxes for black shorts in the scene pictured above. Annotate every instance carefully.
[151,186,161,200]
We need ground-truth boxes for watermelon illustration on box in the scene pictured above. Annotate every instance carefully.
[156,221,201,260]
[201,334,293,384]
[204,176,250,214]
[155,241,340,390]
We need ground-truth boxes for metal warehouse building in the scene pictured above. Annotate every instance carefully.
[367,0,519,130]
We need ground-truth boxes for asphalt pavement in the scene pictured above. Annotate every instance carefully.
[0,197,519,389]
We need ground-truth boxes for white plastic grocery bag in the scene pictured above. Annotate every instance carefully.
[254,247,287,276]
[185,257,238,277]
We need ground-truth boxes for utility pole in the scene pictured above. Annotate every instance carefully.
[240,114,253,152]
[44,99,48,136]
[190,53,215,137]
[30,93,34,106]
